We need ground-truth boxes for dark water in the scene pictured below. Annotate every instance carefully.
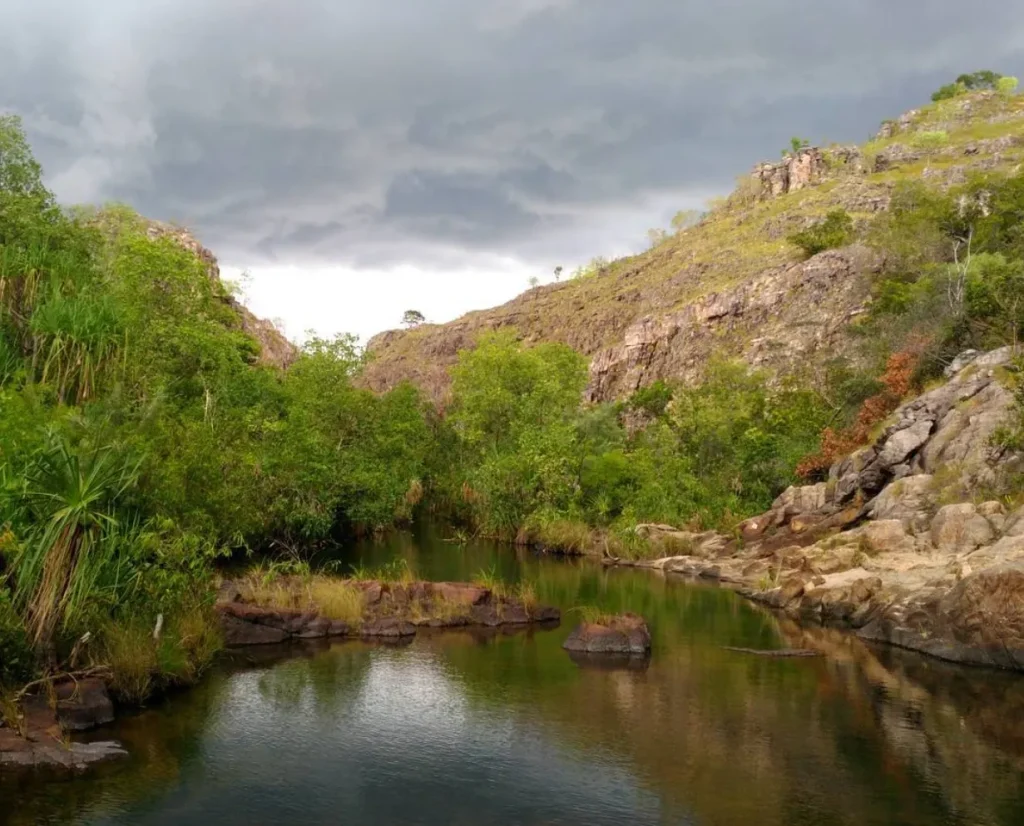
[5,527,1024,826]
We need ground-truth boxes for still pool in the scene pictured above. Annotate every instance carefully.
[4,526,1024,825]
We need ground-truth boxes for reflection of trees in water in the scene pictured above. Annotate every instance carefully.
[255,640,374,714]
[780,622,1024,824]
[434,598,1024,826]
[1,641,376,826]
[9,529,1024,826]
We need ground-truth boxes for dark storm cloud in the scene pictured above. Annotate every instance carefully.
[2,0,1023,266]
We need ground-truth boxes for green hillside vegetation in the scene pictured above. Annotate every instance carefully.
[3,80,1024,697]
[364,86,1024,393]
[0,115,430,694]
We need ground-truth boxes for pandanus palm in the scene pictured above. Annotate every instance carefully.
[12,436,138,666]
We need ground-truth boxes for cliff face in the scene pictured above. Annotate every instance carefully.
[363,91,1024,404]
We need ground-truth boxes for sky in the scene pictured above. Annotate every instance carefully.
[3,1,1023,344]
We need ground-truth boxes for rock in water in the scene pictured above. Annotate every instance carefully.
[562,613,651,655]
[55,678,115,732]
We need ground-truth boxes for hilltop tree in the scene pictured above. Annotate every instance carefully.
[402,309,425,327]
[783,137,810,157]
[932,70,1004,102]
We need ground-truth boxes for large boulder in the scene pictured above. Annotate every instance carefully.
[55,678,115,732]
[860,561,1024,669]
[930,503,996,553]
[562,614,651,655]
[869,475,935,533]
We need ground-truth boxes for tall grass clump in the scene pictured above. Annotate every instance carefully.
[11,436,138,664]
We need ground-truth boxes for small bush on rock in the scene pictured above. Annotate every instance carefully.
[789,210,854,257]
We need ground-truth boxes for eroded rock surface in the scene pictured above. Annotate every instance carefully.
[620,348,1024,670]
[1,680,125,770]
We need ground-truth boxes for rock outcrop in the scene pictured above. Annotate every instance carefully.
[562,613,651,655]
[621,348,1024,671]
[0,678,125,770]
[217,578,560,646]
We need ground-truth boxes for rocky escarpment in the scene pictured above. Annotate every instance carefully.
[584,244,880,401]
[622,348,1024,670]
[363,92,1024,405]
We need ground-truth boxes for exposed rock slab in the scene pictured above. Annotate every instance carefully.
[615,348,1024,672]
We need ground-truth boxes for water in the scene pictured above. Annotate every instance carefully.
[4,526,1024,825]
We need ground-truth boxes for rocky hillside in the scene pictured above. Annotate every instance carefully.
[363,91,1024,404]
[628,347,1024,670]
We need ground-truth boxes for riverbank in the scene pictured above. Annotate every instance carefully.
[0,571,560,769]
[598,349,1024,671]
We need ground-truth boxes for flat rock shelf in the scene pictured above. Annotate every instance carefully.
[217,578,561,646]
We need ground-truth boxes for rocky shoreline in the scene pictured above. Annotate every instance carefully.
[609,347,1024,672]
[1,577,561,770]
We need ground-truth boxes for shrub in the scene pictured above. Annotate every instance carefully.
[788,209,855,257]
[997,76,1019,95]
[797,350,921,479]
[932,81,968,102]
[628,380,673,417]
[932,71,1003,102]
[912,130,950,152]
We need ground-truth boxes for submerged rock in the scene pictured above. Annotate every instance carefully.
[0,735,127,770]
[563,614,651,655]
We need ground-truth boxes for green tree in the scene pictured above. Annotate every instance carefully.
[402,309,425,327]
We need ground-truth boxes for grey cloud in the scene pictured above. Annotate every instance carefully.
[2,0,1023,268]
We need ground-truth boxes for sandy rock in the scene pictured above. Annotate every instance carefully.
[869,475,935,533]
[1005,507,1024,537]
[860,561,1024,669]
[931,503,995,553]
[432,582,489,605]
[860,519,917,554]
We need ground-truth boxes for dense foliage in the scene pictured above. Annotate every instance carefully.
[425,332,830,548]
[5,82,1024,691]
[0,116,429,691]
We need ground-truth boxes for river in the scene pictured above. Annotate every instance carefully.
[4,526,1024,825]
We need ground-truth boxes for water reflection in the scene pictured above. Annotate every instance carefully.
[3,527,1024,825]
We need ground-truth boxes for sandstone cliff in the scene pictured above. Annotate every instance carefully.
[363,91,1024,404]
